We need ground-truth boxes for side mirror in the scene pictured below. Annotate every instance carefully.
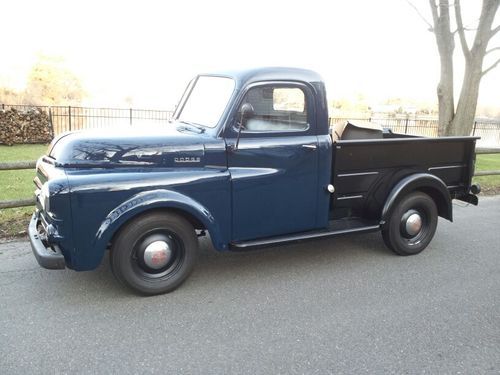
[239,103,254,121]
[232,103,254,152]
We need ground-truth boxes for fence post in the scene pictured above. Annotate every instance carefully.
[472,121,477,136]
[404,117,409,134]
[48,107,55,137]
[130,108,133,126]
[68,106,72,131]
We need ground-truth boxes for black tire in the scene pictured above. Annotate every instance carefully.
[382,192,438,256]
[110,211,198,295]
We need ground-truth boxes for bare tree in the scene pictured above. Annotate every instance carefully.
[411,1,500,135]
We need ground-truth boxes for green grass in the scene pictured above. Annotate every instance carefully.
[0,144,48,202]
[0,144,48,239]
[0,144,48,162]
[0,144,499,239]
[472,153,500,193]
[0,207,33,238]
[0,169,38,200]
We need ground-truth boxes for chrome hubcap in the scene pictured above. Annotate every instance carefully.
[405,213,423,236]
[143,240,172,269]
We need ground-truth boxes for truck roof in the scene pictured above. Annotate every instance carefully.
[202,67,324,89]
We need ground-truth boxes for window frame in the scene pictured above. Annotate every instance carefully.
[227,81,316,138]
[173,75,236,129]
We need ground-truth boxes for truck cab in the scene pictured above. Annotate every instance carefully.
[29,67,479,295]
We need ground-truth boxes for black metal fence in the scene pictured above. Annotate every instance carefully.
[1,104,174,135]
[2,104,500,147]
[329,117,500,147]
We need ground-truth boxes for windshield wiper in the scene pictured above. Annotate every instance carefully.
[177,121,206,134]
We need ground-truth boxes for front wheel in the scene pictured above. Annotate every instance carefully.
[111,211,198,295]
[382,192,438,256]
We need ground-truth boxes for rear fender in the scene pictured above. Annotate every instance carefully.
[381,173,452,226]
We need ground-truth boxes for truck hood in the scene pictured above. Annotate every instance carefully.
[48,123,222,168]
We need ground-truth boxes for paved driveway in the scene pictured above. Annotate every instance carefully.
[1,197,499,374]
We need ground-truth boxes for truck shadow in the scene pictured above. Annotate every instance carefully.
[192,232,391,280]
[56,231,393,298]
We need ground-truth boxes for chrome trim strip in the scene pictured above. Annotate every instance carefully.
[302,144,317,150]
[337,171,379,177]
[337,195,364,200]
[428,165,466,171]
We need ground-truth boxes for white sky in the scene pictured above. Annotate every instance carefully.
[0,0,499,109]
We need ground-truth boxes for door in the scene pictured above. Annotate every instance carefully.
[226,83,319,241]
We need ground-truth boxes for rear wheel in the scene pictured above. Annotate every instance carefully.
[111,211,198,295]
[382,192,438,256]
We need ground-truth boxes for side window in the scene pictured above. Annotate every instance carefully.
[240,86,308,132]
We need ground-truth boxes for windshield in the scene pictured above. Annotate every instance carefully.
[175,76,235,128]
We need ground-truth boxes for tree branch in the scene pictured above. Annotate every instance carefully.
[407,0,434,30]
[452,27,477,35]
[454,0,471,60]
[492,24,500,37]
[482,57,500,76]
[486,46,500,55]
[429,0,439,26]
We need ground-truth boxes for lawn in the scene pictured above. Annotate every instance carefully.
[472,153,500,194]
[0,144,48,239]
[0,144,48,162]
[0,144,47,200]
[0,144,499,239]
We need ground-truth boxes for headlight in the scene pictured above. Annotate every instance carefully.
[39,183,50,211]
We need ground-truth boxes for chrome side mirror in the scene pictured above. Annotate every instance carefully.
[233,103,254,151]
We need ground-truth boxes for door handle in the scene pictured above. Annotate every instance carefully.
[302,144,317,150]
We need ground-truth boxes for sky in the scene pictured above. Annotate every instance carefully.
[0,0,499,110]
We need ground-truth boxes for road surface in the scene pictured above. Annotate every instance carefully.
[1,197,499,374]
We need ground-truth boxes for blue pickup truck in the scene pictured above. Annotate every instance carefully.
[29,67,479,295]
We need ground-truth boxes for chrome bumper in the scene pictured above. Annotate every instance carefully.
[28,212,66,270]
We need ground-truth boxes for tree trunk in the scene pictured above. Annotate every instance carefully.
[449,0,500,135]
[450,62,482,136]
[430,0,456,136]
[436,52,454,136]
[428,0,500,136]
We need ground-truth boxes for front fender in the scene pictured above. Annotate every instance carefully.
[381,173,452,225]
[94,189,224,254]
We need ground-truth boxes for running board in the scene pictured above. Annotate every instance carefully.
[230,221,380,250]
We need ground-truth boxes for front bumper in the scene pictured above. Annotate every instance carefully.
[29,212,66,270]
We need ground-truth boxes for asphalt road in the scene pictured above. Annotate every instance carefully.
[1,197,499,374]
